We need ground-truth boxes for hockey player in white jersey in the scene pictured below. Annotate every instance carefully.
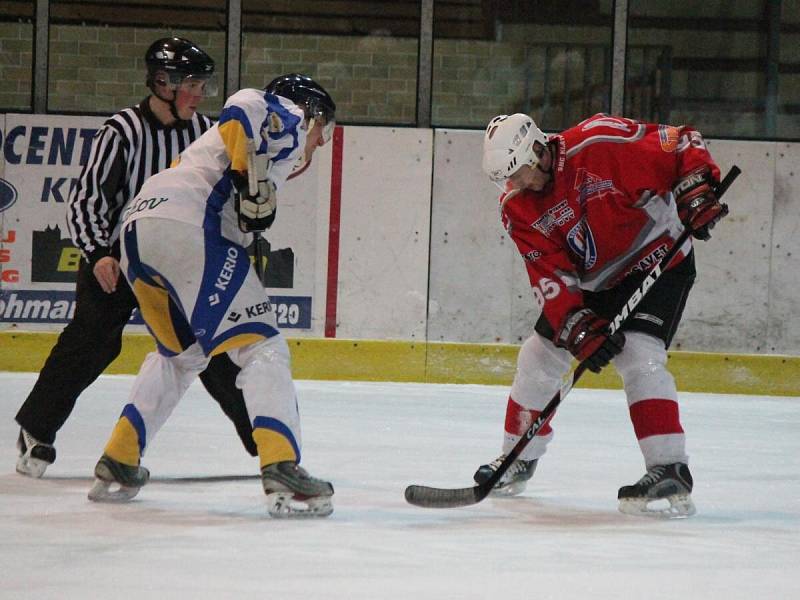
[87,74,336,518]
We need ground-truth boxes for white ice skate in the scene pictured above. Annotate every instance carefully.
[617,463,696,519]
[16,428,56,478]
[88,454,150,503]
[261,461,334,518]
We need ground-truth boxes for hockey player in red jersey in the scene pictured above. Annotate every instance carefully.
[474,113,727,518]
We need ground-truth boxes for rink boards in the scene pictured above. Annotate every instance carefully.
[1,113,799,393]
[2,331,799,397]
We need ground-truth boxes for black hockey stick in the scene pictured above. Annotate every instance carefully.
[254,233,268,286]
[247,137,270,288]
[405,165,741,509]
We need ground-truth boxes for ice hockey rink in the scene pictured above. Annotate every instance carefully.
[1,372,798,600]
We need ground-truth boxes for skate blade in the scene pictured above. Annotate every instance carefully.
[618,493,696,519]
[489,480,529,498]
[265,492,333,519]
[16,456,49,479]
[87,478,142,503]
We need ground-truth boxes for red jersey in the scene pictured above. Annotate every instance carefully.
[500,113,720,334]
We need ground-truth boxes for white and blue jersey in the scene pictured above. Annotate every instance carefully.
[118,88,307,358]
[122,88,306,248]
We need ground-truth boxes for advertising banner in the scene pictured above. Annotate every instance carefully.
[0,112,319,332]
[0,114,101,328]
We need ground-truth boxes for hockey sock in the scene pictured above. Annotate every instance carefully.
[253,418,299,468]
[103,404,145,466]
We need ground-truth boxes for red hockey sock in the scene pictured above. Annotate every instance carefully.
[504,396,553,437]
[629,398,684,440]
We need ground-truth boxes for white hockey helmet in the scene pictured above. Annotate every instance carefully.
[482,113,548,189]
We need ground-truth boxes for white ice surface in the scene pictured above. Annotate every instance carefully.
[1,372,798,599]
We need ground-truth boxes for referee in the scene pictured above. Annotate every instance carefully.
[15,37,256,477]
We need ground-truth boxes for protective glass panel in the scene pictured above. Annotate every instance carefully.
[47,0,226,116]
[627,0,800,140]
[241,0,420,125]
[778,1,800,139]
[0,1,34,111]
[432,0,614,131]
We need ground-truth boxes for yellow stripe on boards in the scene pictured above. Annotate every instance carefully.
[1,332,798,397]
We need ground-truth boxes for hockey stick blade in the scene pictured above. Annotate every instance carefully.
[403,379,569,509]
[404,483,487,508]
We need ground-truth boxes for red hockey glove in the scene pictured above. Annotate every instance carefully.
[554,309,626,374]
[673,166,729,241]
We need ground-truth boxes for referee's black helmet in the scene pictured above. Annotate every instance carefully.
[145,37,217,95]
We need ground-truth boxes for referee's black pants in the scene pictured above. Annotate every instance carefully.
[15,259,257,456]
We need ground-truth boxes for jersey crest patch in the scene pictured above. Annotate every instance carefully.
[658,125,680,152]
[531,199,574,236]
[573,168,618,205]
[566,218,597,270]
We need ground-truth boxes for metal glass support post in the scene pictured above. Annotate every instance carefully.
[226,0,242,98]
[610,0,628,116]
[765,0,781,138]
[33,0,49,112]
[417,0,434,128]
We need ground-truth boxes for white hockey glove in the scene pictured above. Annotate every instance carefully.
[236,178,277,232]
[235,141,278,233]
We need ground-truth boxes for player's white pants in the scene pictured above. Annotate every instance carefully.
[104,217,301,469]
[228,336,302,466]
[503,331,687,468]
[104,337,301,469]
[613,332,687,468]
[502,334,571,461]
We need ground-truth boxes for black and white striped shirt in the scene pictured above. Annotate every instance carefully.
[67,97,213,263]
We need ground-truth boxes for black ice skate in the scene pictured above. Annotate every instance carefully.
[473,454,538,497]
[88,454,150,503]
[261,461,334,518]
[16,428,56,478]
[618,462,696,518]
